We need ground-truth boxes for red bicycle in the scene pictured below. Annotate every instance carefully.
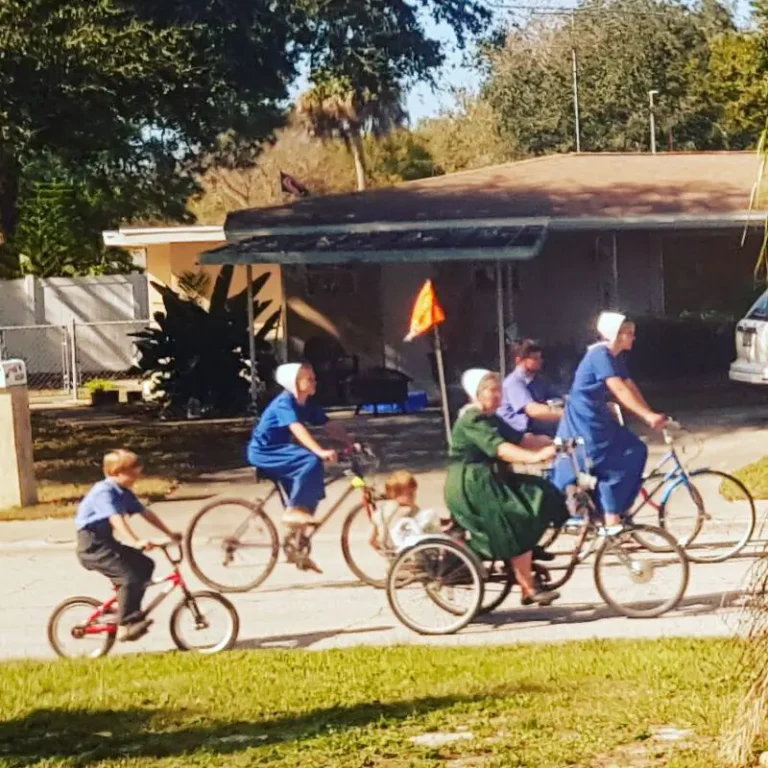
[47,542,240,659]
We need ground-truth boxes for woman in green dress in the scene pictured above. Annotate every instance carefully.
[445,368,569,606]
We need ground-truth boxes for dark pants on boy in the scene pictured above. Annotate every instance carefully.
[77,524,155,626]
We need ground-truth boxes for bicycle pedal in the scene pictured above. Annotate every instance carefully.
[297,557,323,574]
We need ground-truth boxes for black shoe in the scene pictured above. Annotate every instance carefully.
[521,589,560,607]
[533,546,556,562]
[118,618,153,642]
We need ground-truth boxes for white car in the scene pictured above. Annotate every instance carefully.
[729,290,768,384]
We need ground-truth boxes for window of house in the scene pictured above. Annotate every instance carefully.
[305,264,356,296]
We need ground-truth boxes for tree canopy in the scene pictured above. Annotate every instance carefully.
[481,0,763,155]
[0,0,490,273]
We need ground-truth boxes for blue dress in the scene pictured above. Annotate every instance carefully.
[247,391,329,511]
[552,343,647,515]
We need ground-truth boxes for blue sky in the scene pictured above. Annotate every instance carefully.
[405,21,484,122]
[405,13,493,123]
[291,1,753,124]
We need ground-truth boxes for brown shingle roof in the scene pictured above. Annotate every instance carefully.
[226,152,761,234]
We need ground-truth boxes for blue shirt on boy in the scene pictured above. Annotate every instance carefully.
[75,478,144,531]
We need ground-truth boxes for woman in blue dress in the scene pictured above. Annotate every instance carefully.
[552,312,667,528]
[247,363,351,526]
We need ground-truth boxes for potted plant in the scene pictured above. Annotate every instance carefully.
[86,379,120,407]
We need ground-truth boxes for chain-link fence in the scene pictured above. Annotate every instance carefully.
[0,319,149,397]
[0,324,71,390]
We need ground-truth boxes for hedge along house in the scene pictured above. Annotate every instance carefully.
[201,152,766,396]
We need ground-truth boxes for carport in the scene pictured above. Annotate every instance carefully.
[200,217,550,403]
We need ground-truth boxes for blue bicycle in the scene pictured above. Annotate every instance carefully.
[628,421,755,563]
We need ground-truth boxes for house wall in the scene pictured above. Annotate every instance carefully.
[144,241,284,337]
[661,229,762,316]
[512,232,603,348]
[282,263,384,368]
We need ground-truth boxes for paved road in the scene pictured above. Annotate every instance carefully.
[2,534,758,660]
[3,416,767,661]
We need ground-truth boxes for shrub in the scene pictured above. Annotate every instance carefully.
[131,266,278,417]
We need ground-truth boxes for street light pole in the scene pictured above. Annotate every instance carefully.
[648,89,658,154]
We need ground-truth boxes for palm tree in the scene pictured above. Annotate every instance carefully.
[297,75,405,191]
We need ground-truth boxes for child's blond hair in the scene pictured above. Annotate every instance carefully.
[103,449,142,477]
[385,470,417,500]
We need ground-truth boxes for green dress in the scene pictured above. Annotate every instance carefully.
[444,407,568,561]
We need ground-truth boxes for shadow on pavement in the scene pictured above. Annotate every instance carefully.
[259,578,373,594]
[472,589,745,632]
[235,624,394,650]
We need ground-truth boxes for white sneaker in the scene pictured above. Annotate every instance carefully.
[598,524,624,537]
[282,509,315,526]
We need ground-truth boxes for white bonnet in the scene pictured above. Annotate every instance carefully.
[461,368,493,401]
[596,311,627,343]
[275,363,303,397]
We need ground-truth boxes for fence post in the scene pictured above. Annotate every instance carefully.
[69,317,79,401]
[60,326,70,393]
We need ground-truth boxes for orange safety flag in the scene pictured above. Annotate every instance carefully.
[404,279,446,341]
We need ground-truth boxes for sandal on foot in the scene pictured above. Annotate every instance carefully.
[521,589,560,607]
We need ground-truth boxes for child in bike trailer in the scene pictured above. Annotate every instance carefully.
[74,450,181,642]
[370,471,442,552]
[246,362,352,527]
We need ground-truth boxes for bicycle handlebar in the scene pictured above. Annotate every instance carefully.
[142,540,183,564]
[555,416,683,454]
[661,418,682,445]
[334,443,379,479]
[553,436,585,455]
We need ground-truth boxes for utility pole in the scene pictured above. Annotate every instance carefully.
[649,89,658,154]
[570,11,581,153]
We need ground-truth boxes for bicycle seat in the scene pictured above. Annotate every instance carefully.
[253,468,287,507]
[254,467,280,485]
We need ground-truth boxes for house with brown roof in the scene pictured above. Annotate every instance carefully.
[202,152,766,396]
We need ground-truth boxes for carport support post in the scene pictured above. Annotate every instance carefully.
[496,261,506,378]
[245,264,258,407]
[433,325,452,448]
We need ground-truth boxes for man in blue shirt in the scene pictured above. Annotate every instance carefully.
[498,339,563,437]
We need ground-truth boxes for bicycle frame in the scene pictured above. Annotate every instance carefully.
[628,443,697,523]
[258,457,379,539]
[80,548,192,636]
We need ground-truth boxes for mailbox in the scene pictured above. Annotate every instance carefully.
[0,357,36,507]
[0,359,28,388]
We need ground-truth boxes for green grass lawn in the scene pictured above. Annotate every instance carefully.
[0,412,252,521]
[0,639,755,767]
[732,457,768,501]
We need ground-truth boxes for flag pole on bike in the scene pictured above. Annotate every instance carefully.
[404,279,451,448]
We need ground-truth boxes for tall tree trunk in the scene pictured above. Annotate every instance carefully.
[348,126,367,191]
